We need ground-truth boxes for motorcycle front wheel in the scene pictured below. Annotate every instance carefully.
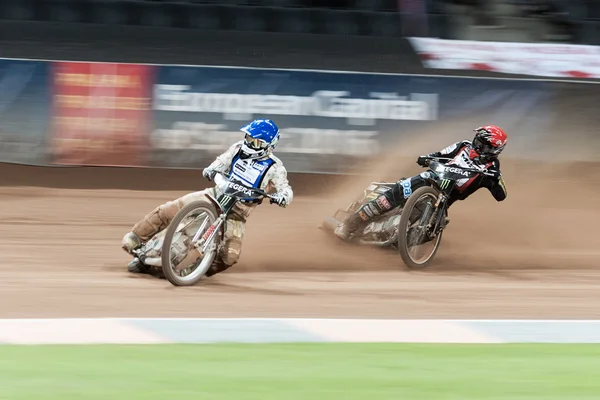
[397,186,444,269]
[161,201,219,286]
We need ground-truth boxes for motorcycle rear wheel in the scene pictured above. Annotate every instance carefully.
[397,186,444,269]
[161,201,219,286]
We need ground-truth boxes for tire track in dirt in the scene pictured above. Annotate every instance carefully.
[0,155,598,319]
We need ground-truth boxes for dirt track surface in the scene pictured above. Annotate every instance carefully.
[0,160,599,319]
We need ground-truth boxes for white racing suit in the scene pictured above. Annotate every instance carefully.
[129,140,293,276]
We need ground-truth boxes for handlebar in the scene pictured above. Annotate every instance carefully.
[213,172,277,201]
[423,156,497,177]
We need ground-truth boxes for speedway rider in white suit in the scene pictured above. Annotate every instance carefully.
[122,119,293,277]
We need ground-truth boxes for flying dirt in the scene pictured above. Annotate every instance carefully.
[0,122,599,319]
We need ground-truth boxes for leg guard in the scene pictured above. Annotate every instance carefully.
[205,217,245,278]
[218,216,245,267]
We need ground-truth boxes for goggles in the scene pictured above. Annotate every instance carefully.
[473,136,502,156]
[245,134,268,150]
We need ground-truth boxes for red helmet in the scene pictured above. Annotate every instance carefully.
[472,125,507,160]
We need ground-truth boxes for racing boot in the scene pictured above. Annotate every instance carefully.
[334,212,364,241]
[121,231,143,255]
[127,257,150,274]
[334,195,390,240]
[205,259,233,278]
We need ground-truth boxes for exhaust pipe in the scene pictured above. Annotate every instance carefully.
[144,257,162,267]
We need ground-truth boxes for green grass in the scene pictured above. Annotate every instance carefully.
[0,343,599,399]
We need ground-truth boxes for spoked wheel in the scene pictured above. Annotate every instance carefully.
[161,201,219,286]
[397,186,444,269]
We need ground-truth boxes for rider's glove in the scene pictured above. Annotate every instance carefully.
[203,168,216,182]
[270,193,288,208]
[416,156,429,167]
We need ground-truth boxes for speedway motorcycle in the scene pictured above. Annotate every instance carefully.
[128,172,277,286]
[321,156,497,269]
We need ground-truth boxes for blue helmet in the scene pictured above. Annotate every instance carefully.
[239,119,280,160]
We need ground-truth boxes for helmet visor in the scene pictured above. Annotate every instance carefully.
[245,134,268,151]
[473,136,503,156]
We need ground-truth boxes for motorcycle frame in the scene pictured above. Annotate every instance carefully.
[420,174,453,238]
[194,181,268,255]
[134,175,272,271]
[332,158,493,252]
[353,171,453,246]
[357,213,402,247]
[194,192,238,255]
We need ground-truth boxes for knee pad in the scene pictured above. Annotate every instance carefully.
[219,238,242,266]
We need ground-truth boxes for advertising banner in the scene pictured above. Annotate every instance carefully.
[150,66,438,173]
[0,58,591,173]
[48,61,155,167]
[0,59,51,165]
[149,65,555,173]
[408,37,600,79]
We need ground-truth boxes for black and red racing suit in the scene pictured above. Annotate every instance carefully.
[349,140,507,227]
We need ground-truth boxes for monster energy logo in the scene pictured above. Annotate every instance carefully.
[440,179,451,190]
